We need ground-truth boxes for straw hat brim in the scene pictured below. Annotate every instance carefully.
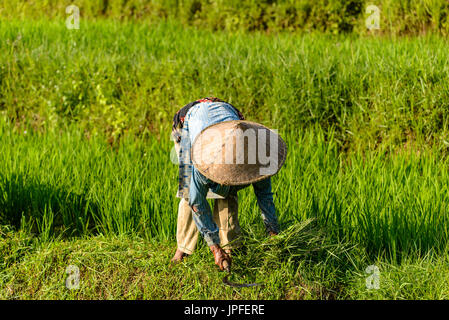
[191,120,287,186]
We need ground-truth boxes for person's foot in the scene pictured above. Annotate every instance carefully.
[209,244,231,271]
[171,249,189,263]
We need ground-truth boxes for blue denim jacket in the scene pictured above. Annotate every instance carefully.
[177,101,241,199]
[179,101,280,246]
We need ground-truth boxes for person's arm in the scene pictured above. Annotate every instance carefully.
[188,167,221,246]
[252,178,280,234]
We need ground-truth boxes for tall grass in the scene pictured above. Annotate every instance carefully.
[1,20,449,152]
[1,120,449,259]
[0,122,178,241]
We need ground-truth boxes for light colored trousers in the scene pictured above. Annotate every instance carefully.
[177,195,241,254]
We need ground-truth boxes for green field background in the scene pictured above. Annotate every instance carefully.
[2,2,449,300]
[1,21,449,151]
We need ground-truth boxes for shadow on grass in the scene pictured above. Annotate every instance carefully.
[0,173,100,239]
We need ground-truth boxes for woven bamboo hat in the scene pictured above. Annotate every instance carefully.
[191,120,287,186]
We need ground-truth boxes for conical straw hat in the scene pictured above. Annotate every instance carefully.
[191,120,287,186]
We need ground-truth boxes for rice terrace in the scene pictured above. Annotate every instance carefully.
[2,0,449,301]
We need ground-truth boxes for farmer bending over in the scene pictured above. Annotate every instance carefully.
[172,97,286,270]
[171,98,243,262]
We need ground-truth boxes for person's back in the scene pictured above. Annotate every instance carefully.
[186,101,242,143]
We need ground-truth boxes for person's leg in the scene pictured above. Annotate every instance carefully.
[213,195,241,254]
[171,136,195,262]
[173,194,241,262]
[172,198,199,262]
[252,178,280,235]
[190,167,231,270]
